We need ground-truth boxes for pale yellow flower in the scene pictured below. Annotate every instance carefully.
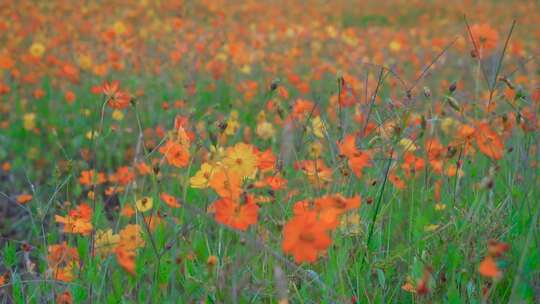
[256,121,275,140]
[95,229,120,256]
[190,163,215,189]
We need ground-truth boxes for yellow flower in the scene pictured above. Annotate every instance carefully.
[310,116,326,139]
[86,130,99,140]
[77,54,93,71]
[240,64,251,74]
[190,163,215,189]
[223,143,258,179]
[95,229,120,256]
[389,40,401,52]
[435,203,446,211]
[308,141,324,158]
[112,110,124,121]
[257,111,266,123]
[29,42,45,58]
[135,197,153,212]
[113,21,127,35]
[225,118,239,136]
[27,147,39,160]
[440,117,458,135]
[424,224,440,232]
[399,138,417,152]
[82,109,92,117]
[23,113,36,130]
[340,213,362,235]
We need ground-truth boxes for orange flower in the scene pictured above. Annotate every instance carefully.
[0,272,9,286]
[118,224,145,251]
[316,194,361,214]
[47,242,79,282]
[159,140,190,168]
[487,240,510,257]
[262,174,288,190]
[388,172,406,190]
[144,213,163,231]
[209,167,243,199]
[337,134,358,158]
[110,166,135,185]
[79,170,106,186]
[257,149,276,172]
[16,193,33,204]
[54,203,93,235]
[160,192,181,208]
[115,247,136,275]
[282,211,332,263]
[401,152,425,177]
[56,291,73,304]
[337,134,372,177]
[425,138,445,173]
[64,91,76,104]
[348,151,372,178]
[211,197,259,231]
[475,122,504,161]
[120,204,135,218]
[479,256,501,279]
[295,159,333,187]
[470,23,499,55]
[103,81,131,110]
[136,161,152,175]
[291,99,318,120]
[0,54,15,69]
[0,82,10,95]
[479,240,509,279]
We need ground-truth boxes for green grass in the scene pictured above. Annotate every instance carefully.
[1,65,538,302]
[1,2,539,302]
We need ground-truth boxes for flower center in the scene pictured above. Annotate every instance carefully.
[299,232,315,242]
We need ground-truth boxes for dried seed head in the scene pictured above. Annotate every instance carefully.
[449,82,457,93]
[423,86,431,98]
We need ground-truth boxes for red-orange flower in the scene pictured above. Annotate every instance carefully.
[55,203,93,235]
[211,197,259,231]
[115,247,136,275]
[425,138,445,173]
[160,192,181,208]
[479,239,509,279]
[103,81,131,110]
[159,140,190,168]
[110,166,135,185]
[401,152,425,177]
[337,134,372,177]
[47,242,79,282]
[475,122,504,161]
[79,170,106,186]
[282,211,332,263]
[479,256,501,279]
[56,291,73,304]
[16,193,33,204]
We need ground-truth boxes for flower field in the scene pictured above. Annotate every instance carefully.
[0,0,539,302]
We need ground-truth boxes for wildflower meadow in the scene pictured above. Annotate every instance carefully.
[0,0,539,303]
